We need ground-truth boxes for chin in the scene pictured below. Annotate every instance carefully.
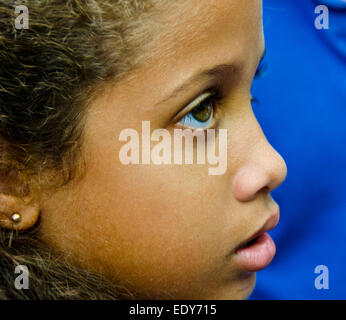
[221,272,256,300]
[193,272,257,300]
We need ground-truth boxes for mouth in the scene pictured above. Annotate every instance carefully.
[234,207,280,272]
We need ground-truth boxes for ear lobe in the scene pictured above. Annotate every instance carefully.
[0,193,40,230]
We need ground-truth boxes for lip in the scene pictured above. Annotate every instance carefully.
[234,207,280,272]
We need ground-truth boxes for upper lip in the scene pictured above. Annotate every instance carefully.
[236,207,280,250]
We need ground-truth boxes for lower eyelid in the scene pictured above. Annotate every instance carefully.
[180,113,213,128]
[180,113,220,131]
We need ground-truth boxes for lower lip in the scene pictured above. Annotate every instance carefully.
[235,232,276,272]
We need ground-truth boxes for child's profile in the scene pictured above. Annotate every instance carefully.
[0,0,287,300]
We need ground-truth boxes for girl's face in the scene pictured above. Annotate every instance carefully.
[39,0,287,299]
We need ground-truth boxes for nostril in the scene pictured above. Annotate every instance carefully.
[260,186,270,195]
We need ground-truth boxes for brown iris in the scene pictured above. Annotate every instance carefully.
[191,99,213,122]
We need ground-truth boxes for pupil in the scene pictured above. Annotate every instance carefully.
[191,100,213,122]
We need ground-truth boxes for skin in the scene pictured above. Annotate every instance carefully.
[0,0,287,299]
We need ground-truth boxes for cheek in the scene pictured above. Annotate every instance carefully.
[73,150,235,294]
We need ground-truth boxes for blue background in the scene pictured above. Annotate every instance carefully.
[249,0,346,299]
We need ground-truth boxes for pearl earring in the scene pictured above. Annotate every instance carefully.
[11,212,21,223]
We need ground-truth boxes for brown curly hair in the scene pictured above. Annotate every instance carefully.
[0,0,166,299]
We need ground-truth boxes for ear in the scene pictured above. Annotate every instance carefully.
[0,193,40,230]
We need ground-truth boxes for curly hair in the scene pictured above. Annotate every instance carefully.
[0,0,166,299]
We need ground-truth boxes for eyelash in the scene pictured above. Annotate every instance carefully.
[252,61,268,104]
[177,62,268,129]
[255,61,268,79]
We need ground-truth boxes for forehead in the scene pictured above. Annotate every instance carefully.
[103,0,264,113]
[147,0,263,64]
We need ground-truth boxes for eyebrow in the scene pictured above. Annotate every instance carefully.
[156,49,266,107]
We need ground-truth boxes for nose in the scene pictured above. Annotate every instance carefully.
[231,122,287,203]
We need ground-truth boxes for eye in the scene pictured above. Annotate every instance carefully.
[177,91,221,129]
